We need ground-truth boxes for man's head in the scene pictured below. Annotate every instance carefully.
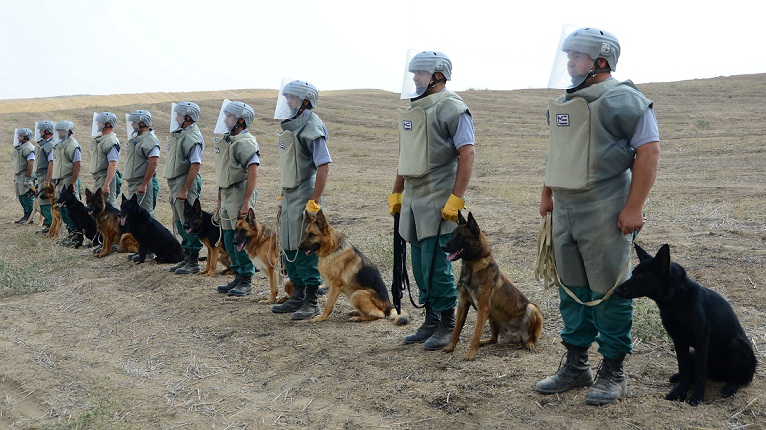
[16,128,32,146]
[54,120,75,140]
[562,28,620,89]
[407,51,452,97]
[222,101,254,131]
[127,109,152,134]
[173,101,200,128]
[95,112,117,132]
[36,120,55,139]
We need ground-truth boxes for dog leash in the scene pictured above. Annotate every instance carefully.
[535,212,636,307]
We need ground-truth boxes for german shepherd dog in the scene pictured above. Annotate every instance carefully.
[442,212,543,360]
[615,244,757,405]
[57,184,98,248]
[300,209,408,325]
[85,188,125,257]
[38,181,62,240]
[183,199,232,276]
[120,194,184,264]
[232,208,292,303]
[25,183,42,226]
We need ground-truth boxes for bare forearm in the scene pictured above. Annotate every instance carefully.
[625,142,659,212]
[140,158,158,188]
[311,163,329,202]
[452,145,475,197]
[181,163,201,194]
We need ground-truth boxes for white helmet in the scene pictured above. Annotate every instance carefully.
[127,109,152,127]
[54,120,75,132]
[17,127,33,139]
[96,112,117,127]
[36,120,55,133]
[408,51,452,80]
[282,80,319,109]
[223,101,254,127]
[562,27,620,72]
[173,102,200,122]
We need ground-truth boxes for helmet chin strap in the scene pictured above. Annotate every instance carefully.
[411,73,447,101]
[567,60,610,93]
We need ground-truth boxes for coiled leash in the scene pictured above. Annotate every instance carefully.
[535,212,640,307]
[391,212,411,313]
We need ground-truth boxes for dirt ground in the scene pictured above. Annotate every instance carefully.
[1,74,764,429]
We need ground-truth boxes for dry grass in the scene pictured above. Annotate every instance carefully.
[0,74,765,429]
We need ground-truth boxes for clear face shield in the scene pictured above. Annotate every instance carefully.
[126,113,140,140]
[274,77,299,120]
[56,128,68,142]
[91,112,103,137]
[171,102,183,132]
[213,99,234,134]
[13,128,20,147]
[400,49,429,100]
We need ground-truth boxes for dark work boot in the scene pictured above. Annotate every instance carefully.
[585,354,627,405]
[15,212,31,224]
[291,285,321,320]
[535,342,595,394]
[272,284,306,313]
[175,250,201,275]
[403,305,441,344]
[217,274,242,294]
[169,249,190,272]
[423,308,456,351]
[228,275,253,297]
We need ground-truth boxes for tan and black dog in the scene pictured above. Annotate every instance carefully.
[300,209,408,325]
[38,181,63,240]
[85,188,123,257]
[233,208,292,304]
[25,183,42,226]
[183,199,232,277]
[442,211,543,360]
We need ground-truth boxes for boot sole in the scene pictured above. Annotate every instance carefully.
[535,380,594,395]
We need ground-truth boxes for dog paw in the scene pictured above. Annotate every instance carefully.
[665,387,687,402]
[686,395,703,406]
[669,373,681,383]
[311,315,327,322]
[721,384,739,398]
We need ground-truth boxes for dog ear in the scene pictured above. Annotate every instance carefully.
[130,194,138,203]
[314,209,326,230]
[634,243,652,262]
[247,207,256,224]
[457,210,467,225]
[466,211,480,234]
[121,194,126,203]
[192,198,201,211]
[85,188,92,198]
[655,244,671,273]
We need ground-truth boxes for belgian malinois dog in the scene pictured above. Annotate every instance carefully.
[300,209,408,325]
[442,211,543,360]
[233,208,293,304]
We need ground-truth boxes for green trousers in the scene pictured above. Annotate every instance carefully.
[283,249,322,287]
[410,233,457,312]
[40,203,52,226]
[222,229,255,276]
[18,193,34,214]
[558,285,633,360]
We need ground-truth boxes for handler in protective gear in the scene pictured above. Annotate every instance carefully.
[165,102,205,275]
[90,112,121,208]
[124,109,160,217]
[52,120,82,245]
[12,128,36,224]
[389,51,476,351]
[270,79,332,321]
[34,120,56,233]
[535,27,660,405]
[213,100,260,297]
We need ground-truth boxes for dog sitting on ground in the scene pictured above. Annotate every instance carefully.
[232,208,292,303]
[120,194,184,264]
[25,183,42,226]
[300,209,408,325]
[442,211,543,360]
[38,181,62,240]
[183,199,232,276]
[58,184,98,248]
[85,188,123,257]
[615,243,757,405]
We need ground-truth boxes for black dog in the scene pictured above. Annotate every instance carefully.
[57,184,99,248]
[120,194,184,264]
[615,244,757,405]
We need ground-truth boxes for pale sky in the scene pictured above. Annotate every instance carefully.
[1,0,763,100]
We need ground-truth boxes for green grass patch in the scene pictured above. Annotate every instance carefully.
[0,260,47,297]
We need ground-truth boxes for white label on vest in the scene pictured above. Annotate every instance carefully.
[402,120,412,131]
[556,114,570,127]
[278,140,285,149]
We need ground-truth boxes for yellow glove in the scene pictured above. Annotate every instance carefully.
[388,193,403,216]
[276,194,284,208]
[306,199,321,216]
[441,194,465,222]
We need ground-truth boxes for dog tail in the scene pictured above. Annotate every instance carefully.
[386,307,410,326]
[524,303,544,350]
